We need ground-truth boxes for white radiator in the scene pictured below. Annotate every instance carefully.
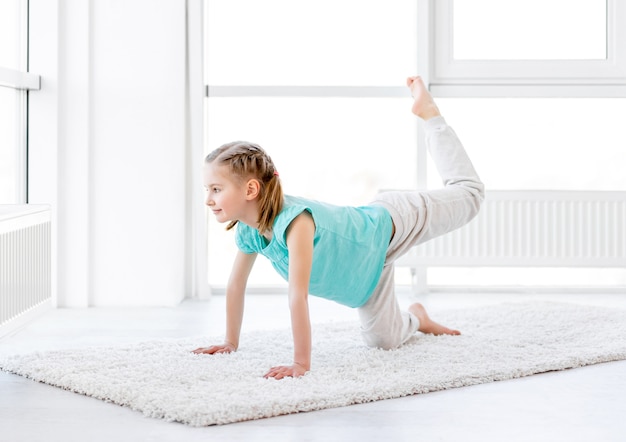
[0,205,51,336]
[396,191,626,292]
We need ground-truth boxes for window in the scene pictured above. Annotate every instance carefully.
[425,0,626,191]
[453,0,606,61]
[206,0,417,86]
[0,87,22,203]
[0,0,23,70]
[424,0,626,289]
[0,0,39,204]
[205,0,626,290]
[429,97,626,191]
[430,0,626,97]
[205,0,420,287]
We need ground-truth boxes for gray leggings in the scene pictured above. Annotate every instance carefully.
[359,116,485,349]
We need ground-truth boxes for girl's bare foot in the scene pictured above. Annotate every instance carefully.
[406,76,441,120]
[409,302,461,336]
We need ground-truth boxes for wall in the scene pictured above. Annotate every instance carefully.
[28,0,202,307]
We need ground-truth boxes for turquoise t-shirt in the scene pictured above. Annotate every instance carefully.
[235,195,393,308]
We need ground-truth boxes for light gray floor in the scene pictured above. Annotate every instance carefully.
[1,292,626,442]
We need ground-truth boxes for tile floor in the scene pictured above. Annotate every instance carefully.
[1,292,626,442]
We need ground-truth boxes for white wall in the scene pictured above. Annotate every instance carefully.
[28,0,203,307]
[89,0,186,306]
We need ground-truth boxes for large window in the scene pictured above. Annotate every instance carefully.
[430,0,626,97]
[0,0,38,204]
[205,0,420,287]
[430,98,626,192]
[205,0,626,290]
[206,0,417,86]
[426,0,626,289]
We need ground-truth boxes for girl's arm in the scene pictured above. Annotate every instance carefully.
[263,211,314,379]
[192,250,257,354]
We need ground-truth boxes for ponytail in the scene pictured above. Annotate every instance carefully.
[256,172,283,234]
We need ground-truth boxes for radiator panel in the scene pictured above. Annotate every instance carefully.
[0,206,51,329]
[396,191,626,268]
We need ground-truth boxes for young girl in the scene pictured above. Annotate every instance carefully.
[193,77,484,380]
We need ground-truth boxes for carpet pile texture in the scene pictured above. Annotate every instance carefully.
[2,302,626,426]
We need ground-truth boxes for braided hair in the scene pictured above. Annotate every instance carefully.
[205,141,283,234]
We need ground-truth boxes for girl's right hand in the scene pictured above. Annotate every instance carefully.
[191,342,236,355]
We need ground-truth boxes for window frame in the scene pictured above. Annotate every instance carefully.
[427,0,626,97]
[204,0,626,292]
[0,67,40,90]
[0,0,40,204]
[203,0,426,287]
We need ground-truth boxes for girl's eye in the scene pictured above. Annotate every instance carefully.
[212,187,220,193]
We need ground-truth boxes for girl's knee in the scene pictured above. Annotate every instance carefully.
[462,180,485,209]
[474,181,486,206]
[460,181,485,222]
[361,332,402,351]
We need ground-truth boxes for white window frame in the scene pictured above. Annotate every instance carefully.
[204,0,426,289]
[426,0,626,97]
[0,0,40,204]
[0,67,40,90]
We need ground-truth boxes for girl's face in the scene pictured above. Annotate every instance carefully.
[203,163,253,225]
[204,163,259,228]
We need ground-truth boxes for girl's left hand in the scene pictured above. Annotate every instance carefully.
[263,363,309,380]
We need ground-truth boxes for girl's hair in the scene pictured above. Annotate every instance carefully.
[205,141,283,234]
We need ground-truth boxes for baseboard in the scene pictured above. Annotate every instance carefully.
[0,300,52,339]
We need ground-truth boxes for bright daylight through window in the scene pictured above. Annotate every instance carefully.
[205,0,419,288]
[453,0,606,60]
[0,0,28,204]
[205,0,626,290]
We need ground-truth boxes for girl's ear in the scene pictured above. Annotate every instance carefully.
[245,179,261,200]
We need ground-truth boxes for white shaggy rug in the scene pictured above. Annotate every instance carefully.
[2,302,626,426]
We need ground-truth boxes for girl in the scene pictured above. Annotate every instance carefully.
[193,77,484,380]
